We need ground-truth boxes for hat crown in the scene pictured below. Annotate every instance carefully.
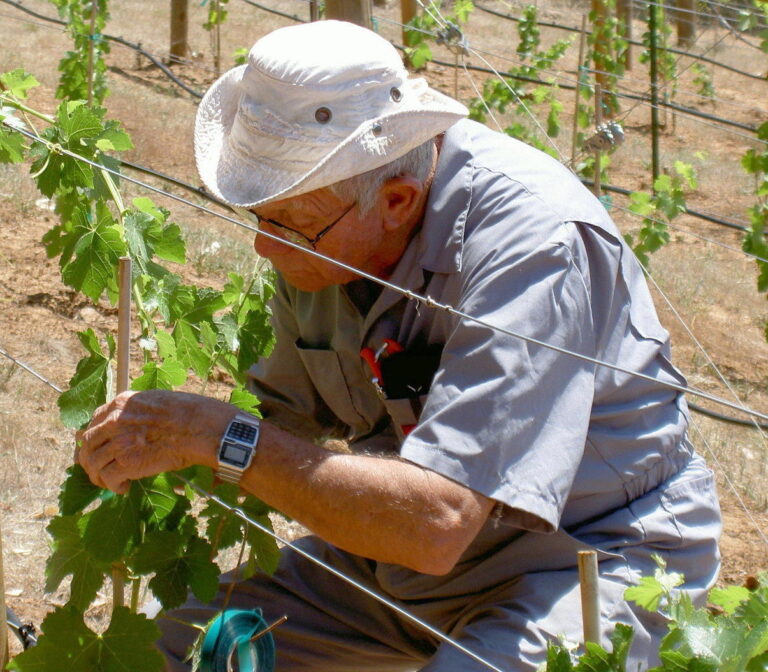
[247,21,406,92]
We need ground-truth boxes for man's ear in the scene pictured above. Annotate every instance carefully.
[379,176,424,232]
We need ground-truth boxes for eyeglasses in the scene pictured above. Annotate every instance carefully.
[248,201,357,250]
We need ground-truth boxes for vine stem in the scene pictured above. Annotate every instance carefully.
[0,94,54,125]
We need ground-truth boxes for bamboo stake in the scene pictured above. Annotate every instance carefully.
[112,256,132,611]
[570,16,588,166]
[578,550,601,644]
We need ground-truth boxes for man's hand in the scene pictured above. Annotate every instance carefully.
[77,390,234,494]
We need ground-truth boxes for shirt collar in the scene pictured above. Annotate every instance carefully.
[416,119,474,274]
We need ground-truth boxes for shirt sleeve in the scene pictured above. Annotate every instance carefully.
[399,221,597,534]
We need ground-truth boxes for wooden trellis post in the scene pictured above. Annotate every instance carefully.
[674,0,696,47]
[401,0,418,48]
[616,0,633,70]
[324,0,373,28]
[169,0,189,62]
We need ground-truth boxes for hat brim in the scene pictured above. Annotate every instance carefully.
[195,65,467,208]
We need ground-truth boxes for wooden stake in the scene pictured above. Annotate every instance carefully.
[324,0,372,28]
[86,0,98,106]
[591,0,609,91]
[309,0,319,21]
[674,0,695,47]
[401,0,418,56]
[570,16,588,166]
[169,0,189,62]
[112,256,132,612]
[649,0,661,187]
[117,257,132,395]
[0,529,8,668]
[592,85,603,198]
[616,0,633,70]
[578,550,601,644]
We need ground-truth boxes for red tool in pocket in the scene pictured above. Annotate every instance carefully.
[360,339,416,436]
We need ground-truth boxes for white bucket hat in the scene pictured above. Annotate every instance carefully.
[194,20,468,208]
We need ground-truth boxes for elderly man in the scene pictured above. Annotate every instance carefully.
[78,19,721,672]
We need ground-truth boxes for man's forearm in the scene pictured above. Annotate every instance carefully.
[77,390,493,575]
[238,422,493,574]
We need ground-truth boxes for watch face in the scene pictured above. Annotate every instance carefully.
[220,440,251,468]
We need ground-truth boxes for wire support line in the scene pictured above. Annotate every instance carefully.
[380,32,764,135]
[239,0,305,23]
[639,261,768,547]
[3,0,759,138]
[176,474,509,672]
[0,345,63,394]
[7,120,768,425]
[463,49,568,161]
[0,0,205,99]
[703,0,768,53]
[689,400,768,430]
[119,151,764,264]
[636,0,768,30]
[470,1,768,81]
[578,63,768,118]
[643,264,768,443]
[117,151,758,254]
[588,181,755,235]
[689,420,768,547]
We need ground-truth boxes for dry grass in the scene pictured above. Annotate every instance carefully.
[0,0,766,644]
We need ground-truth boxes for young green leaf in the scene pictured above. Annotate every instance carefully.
[45,514,108,611]
[57,329,114,429]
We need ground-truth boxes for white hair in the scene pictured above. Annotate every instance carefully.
[329,138,437,216]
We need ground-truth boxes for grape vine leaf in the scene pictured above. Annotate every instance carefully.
[82,489,142,563]
[45,514,108,611]
[709,586,751,615]
[58,329,114,429]
[131,358,188,390]
[59,463,103,516]
[0,69,40,99]
[62,202,126,301]
[0,123,25,163]
[133,530,219,610]
[625,565,684,612]
[7,605,164,672]
[229,387,261,415]
[135,473,183,527]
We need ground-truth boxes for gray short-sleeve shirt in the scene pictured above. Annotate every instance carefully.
[248,119,698,593]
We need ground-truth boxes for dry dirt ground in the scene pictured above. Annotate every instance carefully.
[0,0,767,654]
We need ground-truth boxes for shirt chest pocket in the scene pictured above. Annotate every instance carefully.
[294,340,367,430]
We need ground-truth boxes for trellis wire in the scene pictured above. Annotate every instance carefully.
[4,119,768,425]
[0,345,63,394]
[469,1,768,80]
[1,0,762,139]
[176,475,509,672]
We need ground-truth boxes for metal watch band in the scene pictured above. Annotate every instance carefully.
[216,412,261,485]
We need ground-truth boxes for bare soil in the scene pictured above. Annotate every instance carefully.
[0,0,767,650]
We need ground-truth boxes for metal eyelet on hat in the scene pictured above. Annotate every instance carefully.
[371,124,383,136]
[390,87,402,102]
[315,107,332,124]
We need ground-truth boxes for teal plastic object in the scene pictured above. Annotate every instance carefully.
[200,608,276,672]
